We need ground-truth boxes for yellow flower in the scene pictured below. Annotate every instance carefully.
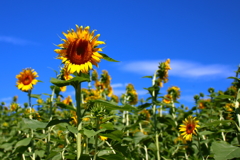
[107,86,113,97]
[198,99,210,109]
[91,69,98,81]
[95,80,105,92]
[62,96,72,105]
[167,86,181,100]
[179,116,200,141]
[10,103,18,111]
[2,122,9,127]
[139,109,151,121]
[55,25,105,74]
[156,59,171,87]
[174,136,187,144]
[37,98,44,104]
[71,116,77,125]
[16,68,38,92]
[82,117,90,122]
[60,86,67,92]
[101,70,111,87]
[163,94,172,104]
[63,66,73,80]
[111,94,119,103]
[225,103,234,112]
[99,136,108,141]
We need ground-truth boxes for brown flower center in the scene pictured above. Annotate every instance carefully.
[66,39,92,65]
[186,124,195,134]
[23,75,32,85]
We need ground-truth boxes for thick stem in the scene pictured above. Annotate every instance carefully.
[152,71,160,160]
[93,117,100,160]
[197,132,204,160]
[27,90,35,160]
[75,82,82,160]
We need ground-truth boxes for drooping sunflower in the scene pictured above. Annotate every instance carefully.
[16,68,38,92]
[179,116,200,141]
[55,25,105,74]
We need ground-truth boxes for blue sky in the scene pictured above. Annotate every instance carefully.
[1,0,239,108]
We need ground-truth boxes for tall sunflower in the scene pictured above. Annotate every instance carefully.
[16,68,38,92]
[179,116,200,141]
[54,25,105,74]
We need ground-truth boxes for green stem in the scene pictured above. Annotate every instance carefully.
[75,82,82,160]
[152,71,160,160]
[27,90,35,160]
[46,88,55,156]
[93,117,100,160]
[197,132,204,160]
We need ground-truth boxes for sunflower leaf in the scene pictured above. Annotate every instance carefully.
[50,75,90,87]
[56,102,76,111]
[212,141,240,160]
[99,53,119,62]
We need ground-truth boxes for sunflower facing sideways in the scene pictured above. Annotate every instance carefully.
[179,116,200,141]
[16,68,39,92]
[54,25,105,74]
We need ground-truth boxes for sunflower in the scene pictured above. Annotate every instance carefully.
[179,116,200,141]
[163,94,172,104]
[99,136,108,141]
[16,68,38,92]
[55,25,105,74]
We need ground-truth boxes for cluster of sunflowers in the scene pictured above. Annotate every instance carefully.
[1,25,239,160]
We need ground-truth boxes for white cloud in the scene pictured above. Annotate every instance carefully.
[0,36,38,45]
[0,97,12,102]
[111,83,124,88]
[121,60,233,78]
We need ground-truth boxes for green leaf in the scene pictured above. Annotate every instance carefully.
[201,120,235,128]
[142,76,153,79]
[99,53,119,62]
[46,119,70,128]
[50,75,90,87]
[198,131,214,136]
[22,118,47,130]
[66,124,78,134]
[56,102,76,111]
[227,76,240,81]
[100,123,114,130]
[83,128,107,138]
[133,132,148,144]
[99,130,124,142]
[35,150,45,158]
[136,103,151,111]
[52,154,61,160]
[91,99,137,112]
[83,129,97,138]
[212,141,240,160]
[30,94,41,99]
[15,138,32,149]
[100,153,125,160]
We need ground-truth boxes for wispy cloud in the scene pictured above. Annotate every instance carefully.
[0,36,38,45]
[111,83,124,88]
[121,60,233,78]
[0,97,12,102]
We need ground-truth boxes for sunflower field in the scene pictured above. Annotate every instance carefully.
[1,25,240,160]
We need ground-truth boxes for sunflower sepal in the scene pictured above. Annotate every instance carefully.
[99,53,119,62]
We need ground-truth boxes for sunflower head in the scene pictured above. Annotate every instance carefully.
[167,86,181,100]
[16,68,38,92]
[156,59,171,87]
[179,116,200,141]
[163,94,172,104]
[55,25,105,74]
